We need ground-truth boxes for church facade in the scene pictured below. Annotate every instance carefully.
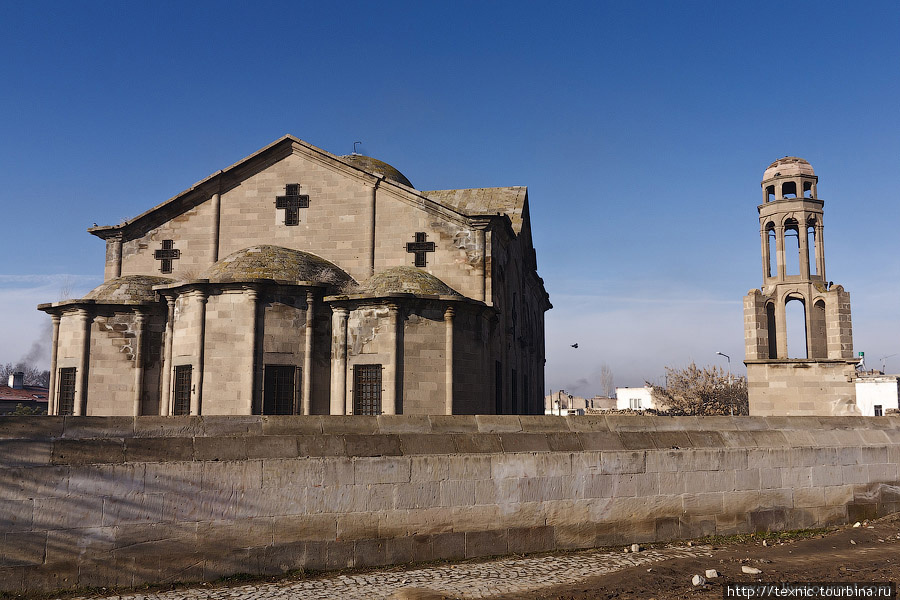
[38,136,551,417]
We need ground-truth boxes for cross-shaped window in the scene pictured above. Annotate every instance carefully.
[275,183,309,226]
[406,232,435,267]
[154,240,180,274]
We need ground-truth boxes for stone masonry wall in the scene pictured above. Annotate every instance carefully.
[1,415,899,594]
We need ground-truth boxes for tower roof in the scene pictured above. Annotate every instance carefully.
[763,157,816,181]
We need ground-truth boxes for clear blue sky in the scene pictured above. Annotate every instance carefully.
[2,1,898,394]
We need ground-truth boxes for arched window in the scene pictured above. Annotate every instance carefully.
[782,181,797,199]
[766,223,777,277]
[810,299,827,358]
[784,218,800,275]
[806,219,817,276]
[766,302,777,359]
[765,185,776,202]
[785,297,807,358]
[803,181,813,198]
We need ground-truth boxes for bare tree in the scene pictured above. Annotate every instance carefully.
[599,363,614,398]
[647,362,748,416]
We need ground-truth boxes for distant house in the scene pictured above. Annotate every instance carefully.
[853,374,900,416]
[614,386,661,411]
[544,391,616,415]
[0,372,49,415]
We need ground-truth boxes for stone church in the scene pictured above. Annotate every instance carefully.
[38,136,551,417]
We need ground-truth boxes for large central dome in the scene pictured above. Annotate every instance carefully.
[340,154,414,189]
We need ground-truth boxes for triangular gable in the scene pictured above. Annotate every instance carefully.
[89,135,479,240]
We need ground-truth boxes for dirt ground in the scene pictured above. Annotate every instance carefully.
[487,514,900,600]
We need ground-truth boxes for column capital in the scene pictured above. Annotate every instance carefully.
[332,306,350,318]
[444,305,455,319]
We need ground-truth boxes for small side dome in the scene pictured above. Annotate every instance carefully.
[83,275,173,304]
[201,245,356,289]
[340,154,414,189]
[361,267,462,297]
[763,157,815,181]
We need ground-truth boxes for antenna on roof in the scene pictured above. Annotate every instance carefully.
[352,141,362,155]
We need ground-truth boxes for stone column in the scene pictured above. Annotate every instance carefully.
[478,228,487,302]
[211,193,221,262]
[160,296,176,416]
[444,306,455,415]
[367,182,379,278]
[192,293,208,416]
[132,310,147,417]
[330,307,349,415]
[799,219,810,279]
[775,225,786,280]
[74,308,92,416]
[246,288,260,415]
[816,225,826,282]
[382,304,400,415]
[48,314,61,415]
[112,234,123,278]
[302,291,315,415]
[760,226,769,281]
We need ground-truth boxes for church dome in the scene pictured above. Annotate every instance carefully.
[763,157,815,181]
[361,267,462,297]
[201,245,356,288]
[83,275,173,304]
[340,154,414,189]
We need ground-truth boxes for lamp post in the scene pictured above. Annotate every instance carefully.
[716,351,730,370]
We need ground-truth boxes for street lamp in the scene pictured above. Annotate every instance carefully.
[716,351,730,369]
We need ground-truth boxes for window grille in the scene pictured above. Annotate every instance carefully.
[58,368,76,415]
[263,365,297,415]
[353,364,382,415]
[173,365,192,416]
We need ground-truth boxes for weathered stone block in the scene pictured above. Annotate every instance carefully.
[194,436,248,461]
[125,437,193,462]
[343,434,401,457]
[354,456,410,485]
[399,433,456,455]
[51,439,125,465]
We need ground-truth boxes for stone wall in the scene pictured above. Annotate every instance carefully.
[746,360,860,415]
[1,414,899,593]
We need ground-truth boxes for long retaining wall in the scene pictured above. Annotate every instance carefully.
[1,414,899,593]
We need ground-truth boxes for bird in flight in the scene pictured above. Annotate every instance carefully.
[571,343,579,348]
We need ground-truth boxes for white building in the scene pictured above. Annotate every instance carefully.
[854,375,899,416]
[614,386,659,411]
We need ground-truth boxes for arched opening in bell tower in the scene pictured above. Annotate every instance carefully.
[766,223,777,277]
[766,302,777,359]
[785,296,807,358]
[803,181,814,198]
[782,181,798,199]
[784,219,800,275]
[807,219,817,276]
[810,299,827,358]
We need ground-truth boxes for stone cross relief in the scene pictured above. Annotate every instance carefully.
[406,232,436,267]
[154,239,180,273]
[275,183,310,226]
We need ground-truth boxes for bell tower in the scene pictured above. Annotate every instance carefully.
[744,157,858,415]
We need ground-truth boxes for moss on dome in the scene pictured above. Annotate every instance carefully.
[83,275,173,304]
[340,154,414,189]
[361,267,462,297]
[200,245,356,289]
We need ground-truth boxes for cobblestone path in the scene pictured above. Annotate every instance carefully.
[62,545,710,600]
